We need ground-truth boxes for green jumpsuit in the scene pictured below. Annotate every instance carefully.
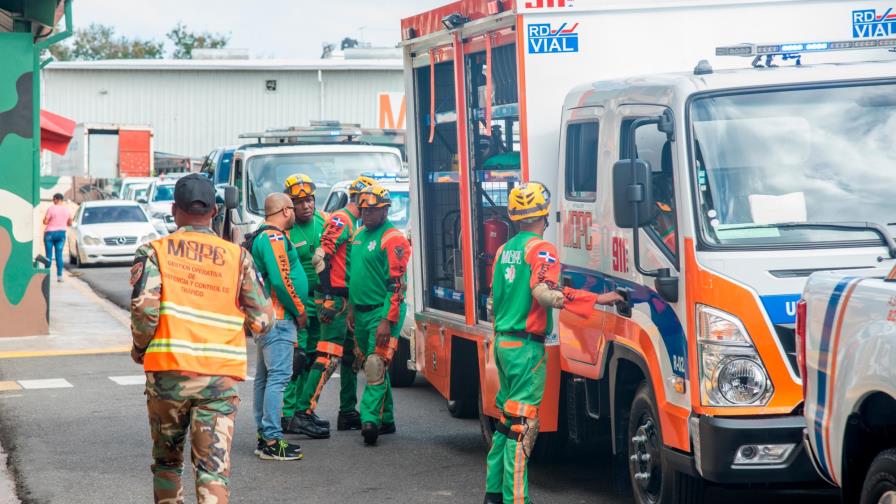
[348,221,410,427]
[296,208,360,415]
[485,231,598,503]
[282,210,326,418]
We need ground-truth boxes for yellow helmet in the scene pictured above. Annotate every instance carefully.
[284,173,316,199]
[507,181,551,222]
[349,175,377,196]
[357,185,391,208]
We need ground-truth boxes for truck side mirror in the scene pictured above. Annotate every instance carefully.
[222,185,238,210]
[612,159,656,229]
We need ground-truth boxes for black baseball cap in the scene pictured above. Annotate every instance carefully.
[174,174,216,214]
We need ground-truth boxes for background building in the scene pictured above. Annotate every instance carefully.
[41,57,405,164]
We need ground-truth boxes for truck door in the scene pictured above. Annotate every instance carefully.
[558,107,606,366]
[118,129,152,178]
[606,104,688,387]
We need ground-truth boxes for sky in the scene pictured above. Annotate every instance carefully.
[69,0,447,59]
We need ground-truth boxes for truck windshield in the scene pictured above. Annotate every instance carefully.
[245,152,402,215]
[691,81,896,248]
[388,191,410,230]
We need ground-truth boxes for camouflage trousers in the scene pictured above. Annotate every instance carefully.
[146,372,240,504]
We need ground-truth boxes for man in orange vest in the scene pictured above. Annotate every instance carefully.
[130,174,274,504]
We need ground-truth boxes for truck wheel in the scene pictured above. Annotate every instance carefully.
[628,381,703,504]
[861,448,896,504]
[478,386,497,451]
[447,396,477,418]
[389,337,417,388]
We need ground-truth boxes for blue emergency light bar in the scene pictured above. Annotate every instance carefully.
[716,37,896,57]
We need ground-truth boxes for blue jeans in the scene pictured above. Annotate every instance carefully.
[253,319,297,441]
[44,230,66,276]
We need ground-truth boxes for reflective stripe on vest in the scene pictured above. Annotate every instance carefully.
[145,231,248,379]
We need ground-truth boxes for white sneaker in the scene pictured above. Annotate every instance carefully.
[57,276,64,283]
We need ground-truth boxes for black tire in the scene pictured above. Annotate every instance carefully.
[447,396,478,418]
[627,381,703,504]
[861,448,896,504]
[479,385,497,451]
[389,336,417,388]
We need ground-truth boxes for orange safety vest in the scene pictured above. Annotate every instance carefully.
[144,231,248,380]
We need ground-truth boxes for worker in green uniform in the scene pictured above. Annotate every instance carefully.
[281,174,331,438]
[347,184,411,446]
[484,182,624,504]
[294,175,378,435]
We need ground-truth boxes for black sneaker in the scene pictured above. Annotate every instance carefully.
[361,422,379,446]
[310,411,330,428]
[258,439,303,461]
[254,432,264,456]
[379,422,396,435]
[292,412,330,439]
[337,410,362,431]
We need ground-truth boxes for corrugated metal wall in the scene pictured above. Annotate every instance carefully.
[42,68,403,158]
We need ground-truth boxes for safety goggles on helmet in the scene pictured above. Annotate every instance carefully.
[357,185,391,208]
[349,175,377,196]
[284,174,316,199]
[507,181,551,222]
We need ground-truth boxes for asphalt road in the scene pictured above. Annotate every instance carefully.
[0,264,837,503]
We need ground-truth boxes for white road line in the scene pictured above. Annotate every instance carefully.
[333,373,341,378]
[108,375,146,386]
[17,379,73,390]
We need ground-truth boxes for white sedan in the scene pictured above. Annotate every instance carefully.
[68,200,160,266]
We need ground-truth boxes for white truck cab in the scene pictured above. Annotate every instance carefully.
[557,55,896,493]
[800,264,896,503]
[220,135,403,244]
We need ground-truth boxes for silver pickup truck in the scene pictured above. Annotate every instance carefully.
[800,263,896,504]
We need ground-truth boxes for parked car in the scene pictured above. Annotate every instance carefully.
[200,145,239,187]
[141,179,177,233]
[118,177,155,200]
[800,262,896,504]
[68,200,160,266]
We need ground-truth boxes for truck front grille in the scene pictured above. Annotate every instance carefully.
[773,323,799,379]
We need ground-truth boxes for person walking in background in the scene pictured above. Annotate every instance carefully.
[42,193,72,282]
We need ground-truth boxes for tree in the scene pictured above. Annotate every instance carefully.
[49,23,164,61]
[166,22,230,59]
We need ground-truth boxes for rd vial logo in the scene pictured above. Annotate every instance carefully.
[527,22,579,54]
[853,7,896,38]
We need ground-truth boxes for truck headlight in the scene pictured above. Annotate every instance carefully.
[697,305,773,407]
[83,235,103,246]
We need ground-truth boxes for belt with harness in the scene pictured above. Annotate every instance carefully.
[495,331,545,344]
[354,303,383,313]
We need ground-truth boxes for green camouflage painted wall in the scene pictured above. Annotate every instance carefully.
[0,32,49,336]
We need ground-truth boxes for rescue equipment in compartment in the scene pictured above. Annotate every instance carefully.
[482,218,510,288]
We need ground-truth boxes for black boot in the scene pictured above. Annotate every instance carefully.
[310,411,330,428]
[361,422,379,446]
[291,412,330,439]
[337,410,362,431]
[483,493,503,504]
[379,422,396,435]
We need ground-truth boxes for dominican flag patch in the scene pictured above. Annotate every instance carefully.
[268,234,284,242]
[332,216,346,228]
[538,250,557,264]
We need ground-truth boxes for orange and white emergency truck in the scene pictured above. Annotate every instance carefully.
[400,1,896,502]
